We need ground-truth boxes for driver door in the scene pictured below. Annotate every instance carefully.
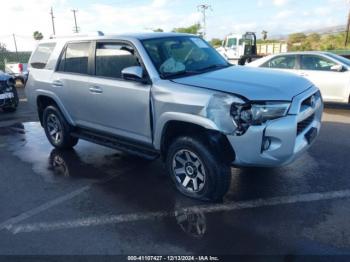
[88,41,152,144]
[298,55,349,102]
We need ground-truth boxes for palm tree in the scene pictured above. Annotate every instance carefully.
[261,30,268,41]
[33,31,44,41]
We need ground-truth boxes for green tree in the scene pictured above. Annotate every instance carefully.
[33,31,44,41]
[288,33,307,51]
[153,28,164,32]
[261,30,268,41]
[210,38,223,47]
[0,42,7,52]
[172,23,201,35]
[288,33,307,44]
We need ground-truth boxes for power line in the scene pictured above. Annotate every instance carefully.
[72,9,80,33]
[12,34,19,61]
[50,7,56,36]
[345,7,350,46]
[197,4,212,39]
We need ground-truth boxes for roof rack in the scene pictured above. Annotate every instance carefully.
[49,31,104,39]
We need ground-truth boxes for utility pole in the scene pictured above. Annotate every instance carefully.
[345,8,350,46]
[12,34,19,61]
[197,4,212,40]
[72,9,80,33]
[50,7,56,36]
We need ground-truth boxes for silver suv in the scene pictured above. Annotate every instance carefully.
[26,33,323,201]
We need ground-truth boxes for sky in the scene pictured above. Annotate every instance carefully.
[0,0,348,51]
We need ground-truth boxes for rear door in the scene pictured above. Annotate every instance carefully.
[299,54,349,102]
[88,41,152,144]
[53,41,95,125]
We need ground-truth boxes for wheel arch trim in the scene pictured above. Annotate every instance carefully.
[153,112,220,150]
[35,89,75,126]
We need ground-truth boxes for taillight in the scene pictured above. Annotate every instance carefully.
[18,63,23,73]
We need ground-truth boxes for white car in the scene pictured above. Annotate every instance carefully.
[247,51,350,103]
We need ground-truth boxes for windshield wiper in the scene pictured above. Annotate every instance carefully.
[195,64,231,73]
[161,70,198,79]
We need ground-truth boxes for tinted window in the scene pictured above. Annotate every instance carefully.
[95,43,139,79]
[262,55,296,69]
[301,55,337,71]
[30,43,56,69]
[61,42,90,74]
[326,53,350,67]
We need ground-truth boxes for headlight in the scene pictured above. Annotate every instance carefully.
[206,94,245,134]
[206,94,291,136]
[231,101,291,135]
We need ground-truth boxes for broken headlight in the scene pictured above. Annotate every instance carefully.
[231,102,291,135]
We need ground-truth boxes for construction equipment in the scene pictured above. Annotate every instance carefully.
[216,32,262,65]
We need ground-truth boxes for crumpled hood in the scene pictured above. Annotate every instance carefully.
[172,66,313,101]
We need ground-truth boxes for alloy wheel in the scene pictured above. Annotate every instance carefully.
[172,149,206,193]
[46,113,63,144]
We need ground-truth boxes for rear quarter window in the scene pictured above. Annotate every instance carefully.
[30,43,56,69]
[57,42,91,75]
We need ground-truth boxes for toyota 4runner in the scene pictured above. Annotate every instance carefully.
[26,33,323,201]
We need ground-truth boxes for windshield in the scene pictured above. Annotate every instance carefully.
[142,36,230,79]
[326,53,350,67]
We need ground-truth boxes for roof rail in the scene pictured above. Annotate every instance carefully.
[49,31,104,39]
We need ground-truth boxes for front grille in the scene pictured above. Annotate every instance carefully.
[297,114,315,135]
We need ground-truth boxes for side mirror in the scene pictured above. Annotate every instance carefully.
[330,64,344,72]
[121,66,145,82]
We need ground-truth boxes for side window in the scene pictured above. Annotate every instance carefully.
[262,55,296,69]
[95,43,139,79]
[59,42,90,74]
[301,55,337,71]
[227,38,237,47]
[30,43,56,69]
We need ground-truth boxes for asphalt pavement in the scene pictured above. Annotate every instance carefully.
[1,88,350,260]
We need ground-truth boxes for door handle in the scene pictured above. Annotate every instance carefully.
[52,80,63,87]
[89,86,103,94]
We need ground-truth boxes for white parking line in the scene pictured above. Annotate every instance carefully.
[0,172,123,232]
[5,189,350,234]
[0,186,90,231]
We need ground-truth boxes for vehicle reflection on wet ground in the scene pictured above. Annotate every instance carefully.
[0,106,350,256]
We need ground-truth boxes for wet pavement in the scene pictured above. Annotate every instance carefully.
[0,101,350,258]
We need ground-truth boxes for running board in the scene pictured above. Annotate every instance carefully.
[71,129,159,160]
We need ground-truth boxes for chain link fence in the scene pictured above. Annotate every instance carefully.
[0,51,32,71]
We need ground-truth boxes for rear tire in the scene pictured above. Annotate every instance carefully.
[166,136,231,202]
[43,106,78,149]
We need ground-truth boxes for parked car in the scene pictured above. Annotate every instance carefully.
[247,51,350,103]
[0,71,19,112]
[26,33,323,201]
[5,62,28,85]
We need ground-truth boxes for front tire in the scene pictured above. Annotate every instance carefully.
[43,106,78,149]
[166,136,231,201]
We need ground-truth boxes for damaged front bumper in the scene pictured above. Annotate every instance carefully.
[227,87,323,167]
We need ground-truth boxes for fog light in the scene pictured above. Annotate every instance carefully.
[262,137,271,151]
